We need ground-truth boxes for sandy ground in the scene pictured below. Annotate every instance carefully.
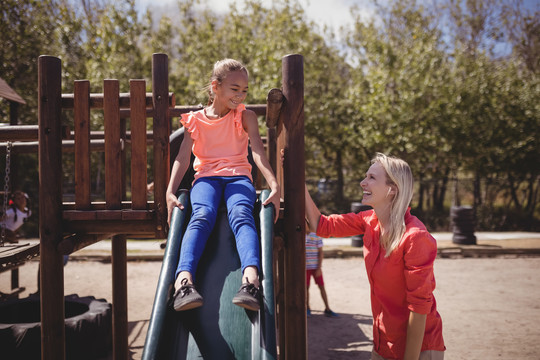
[2,256,540,359]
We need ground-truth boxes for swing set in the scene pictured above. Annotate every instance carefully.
[0,76,40,298]
[0,141,40,298]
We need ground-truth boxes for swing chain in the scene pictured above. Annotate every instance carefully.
[1,141,12,245]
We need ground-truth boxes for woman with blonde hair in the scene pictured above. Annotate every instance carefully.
[305,153,445,360]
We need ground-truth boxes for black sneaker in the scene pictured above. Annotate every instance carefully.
[173,278,203,311]
[232,280,261,311]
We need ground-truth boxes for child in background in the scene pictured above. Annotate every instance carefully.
[1,191,31,244]
[306,219,338,318]
[166,59,280,312]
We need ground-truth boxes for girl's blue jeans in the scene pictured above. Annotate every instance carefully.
[175,176,260,281]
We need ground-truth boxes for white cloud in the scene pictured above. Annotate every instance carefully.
[136,0,375,33]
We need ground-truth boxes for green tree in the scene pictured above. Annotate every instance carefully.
[443,0,539,226]
[347,0,454,211]
[0,0,59,125]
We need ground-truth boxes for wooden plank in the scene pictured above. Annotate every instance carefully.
[121,114,127,200]
[62,210,97,221]
[95,210,123,220]
[119,108,153,118]
[152,54,170,239]
[265,88,282,176]
[62,200,155,211]
[0,125,69,142]
[57,233,114,255]
[0,139,105,154]
[0,125,39,141]
[38,55,65,360]
[63,209,153,221]
[266,128,277,175]
[130,80,148,210]
[74,80,91,209]
[279,54,306,360]
[69,130,154,140]
[61,92,174,109]
[121,210,153,220]
[63,219,156,234]
[266,88,283,128]
[103,80,122,210]
[169,104,267,118]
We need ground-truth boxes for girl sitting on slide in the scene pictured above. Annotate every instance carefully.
[166,59,280,312]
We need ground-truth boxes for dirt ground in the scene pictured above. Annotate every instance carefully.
[2,256,540,359]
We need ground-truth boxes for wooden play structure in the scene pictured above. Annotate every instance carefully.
[4,53,307,359]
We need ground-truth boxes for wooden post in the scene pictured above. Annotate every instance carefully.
[38,55,65,360]
[130,80,148,210]
[104,79,122,209]
[265,88,283,174]
[278,54,306,359]
[9,101,19,125]
[104,79,129,359]
[9,100,20,294]
[111,234,128,360]
[152,53,170,239]
[74,80,91,209]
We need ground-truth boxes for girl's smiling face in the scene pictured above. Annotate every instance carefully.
[213,70,249,111]
[12,192,27,211]
[360,162,395,208]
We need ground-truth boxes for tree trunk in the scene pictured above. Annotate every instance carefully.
[435,168,450,211]
[334,148,344,208]
[417,174,425,211]
[507,174,521,209]
[474,172,482,207]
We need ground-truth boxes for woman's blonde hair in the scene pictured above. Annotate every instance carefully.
[373,153,414,257]
[205,59,248,105]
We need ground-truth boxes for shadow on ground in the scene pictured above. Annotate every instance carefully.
[308,311,373,360]
[98,314,374,360]
[99,320,149,360]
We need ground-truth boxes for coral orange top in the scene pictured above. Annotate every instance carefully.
[317,209,445,359]
[180,104,252,182]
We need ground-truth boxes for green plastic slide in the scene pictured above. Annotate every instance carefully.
[142,189,277,360]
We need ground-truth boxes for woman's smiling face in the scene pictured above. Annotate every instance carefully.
[360,162,394,208]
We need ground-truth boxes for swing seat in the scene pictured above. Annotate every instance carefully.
[0,242,40,274]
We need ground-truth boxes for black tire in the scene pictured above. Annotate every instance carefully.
[0,294,112,359]
[450,206,477,245]
[351,202,372,213]
[351,235,364,247]
[450,206,474,215]
[452,234,477,245]
[453,224,475,234]
[350,203,370,247]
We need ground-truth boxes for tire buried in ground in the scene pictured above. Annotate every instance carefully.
[0,294,112,359]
